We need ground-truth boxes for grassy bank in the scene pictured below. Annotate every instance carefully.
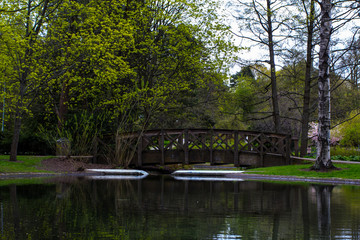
[0,155,53,173]
[246,163,360,180]
[1,155,360,181]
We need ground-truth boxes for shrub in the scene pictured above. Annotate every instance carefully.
[339,112,360,147]
[331,146,360,157]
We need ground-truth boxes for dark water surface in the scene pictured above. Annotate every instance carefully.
[1,175,360,239]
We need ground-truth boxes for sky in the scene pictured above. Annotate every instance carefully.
[221,0,360,76]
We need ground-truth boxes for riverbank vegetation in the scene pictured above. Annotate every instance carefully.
[2,155,360,182]
[246,163,360,180]
[0,0,359,166]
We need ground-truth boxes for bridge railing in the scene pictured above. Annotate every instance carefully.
[119,129,296,167]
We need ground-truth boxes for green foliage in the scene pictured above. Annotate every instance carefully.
[216,66,260,130]
[38,111,106,156]
[1,0,238,162]
[339,112,360,147]
[230,66,255,88]
[331,76,360,122]
[331,146,360,156]
[234,77,257,114]
[332,155,360,161]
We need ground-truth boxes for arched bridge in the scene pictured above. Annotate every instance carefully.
[121,129,299,168]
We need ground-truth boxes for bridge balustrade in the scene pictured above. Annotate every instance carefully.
[120,129,296,167]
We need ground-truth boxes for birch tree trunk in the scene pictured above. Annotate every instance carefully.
[313,0,333,169]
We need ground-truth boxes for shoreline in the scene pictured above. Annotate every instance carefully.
[227,173,360,185]
[1,170,360,186]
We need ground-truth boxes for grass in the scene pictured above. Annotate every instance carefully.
[0,178,51,186]
[0,155,54,173]
[246,163,360,180]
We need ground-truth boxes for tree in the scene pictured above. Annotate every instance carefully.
[299,0,318,156]
[313,0,333,170]
[42,0,134,129]
[230,66,255,88]
[113,0,235,130]
[230,0,299,133]
[1,0,236,159]
[216,67,258,130]
[0,0,66,161]
[2,0,135,159]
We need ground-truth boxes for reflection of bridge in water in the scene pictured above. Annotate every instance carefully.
[121,129,299,167]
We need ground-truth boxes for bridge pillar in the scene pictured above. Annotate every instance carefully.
[258,133,263,167]
[210,129,214,165]
[234,131,239,167]
[184,129,189,165]
[137,132,143,167]
[160,129,165,165]
[286,135,291,165]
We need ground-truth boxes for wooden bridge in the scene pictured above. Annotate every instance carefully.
[121,129,298,168]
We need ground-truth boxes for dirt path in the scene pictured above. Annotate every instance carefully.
[38,157,114,173]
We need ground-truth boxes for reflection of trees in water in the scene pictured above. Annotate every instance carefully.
[0,179,310,239]
[308,185,334,240]
[2,178,360,239]
[301,187,310,240]
[314,185,333,239]
[9,185,20,240]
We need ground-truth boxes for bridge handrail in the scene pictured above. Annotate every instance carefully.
[118,129,296,166]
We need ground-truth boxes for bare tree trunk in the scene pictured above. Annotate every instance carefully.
[267,0,281,133]
[313,0,333,169]
[58,80,70,129]
[10,76,26,162]
[10,114,22,162]
[300,0,315,157]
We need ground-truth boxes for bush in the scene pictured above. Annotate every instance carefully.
[331,146,360,157]
[331,155,360,161]
[339,112,360,147]
[38,112,106,156]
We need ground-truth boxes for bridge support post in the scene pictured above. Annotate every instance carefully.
[184,129,189,165]
[234,131,239,167]
[260,133,264,167]
[160,129,165,165]
[137,132,143,167]
[292,137,299,157]
[210,129,214,165]
[286,135,291,165]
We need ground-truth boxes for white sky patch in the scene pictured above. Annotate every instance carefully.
[220,0,360,77]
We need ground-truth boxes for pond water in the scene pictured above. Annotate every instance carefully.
[1,175,360,239]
